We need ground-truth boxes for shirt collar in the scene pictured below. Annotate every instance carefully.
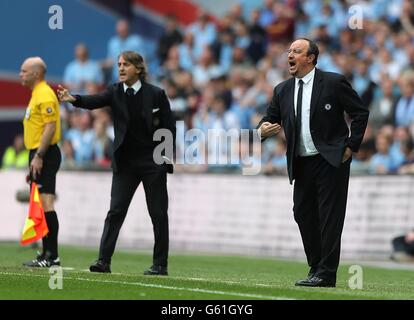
[123,79,142,94]
[33,80,47,93]
[296,67,315,85]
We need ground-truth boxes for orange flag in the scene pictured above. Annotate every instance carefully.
[21,183,49,245]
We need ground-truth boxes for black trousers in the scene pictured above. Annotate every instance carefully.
[293,154,351,280]
[392,235,414,255]
[29,144,61,195]
[98,169,169,267]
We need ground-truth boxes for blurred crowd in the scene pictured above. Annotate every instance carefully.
[4,0,414,175]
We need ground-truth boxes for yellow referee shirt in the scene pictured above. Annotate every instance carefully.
[23,80,61,150]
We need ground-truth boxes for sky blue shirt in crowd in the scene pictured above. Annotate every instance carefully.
[219,44,233,73]
[395,96,414,127]
[369,153,394,174]
[258,8,274,27]
[353,73,370,97]
[317,53,341,73]
[178,43,194,71]
[63,60,103,95]
[187,22,216,60]
[107,34,146,83]
[65,129,95,164]
[389,142,406,170]
[271,154,287,169]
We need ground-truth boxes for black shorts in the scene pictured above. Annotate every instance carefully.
[29,144,61,195]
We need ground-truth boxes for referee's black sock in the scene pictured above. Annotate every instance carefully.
[45,211,59,260]
[42,237,49,257]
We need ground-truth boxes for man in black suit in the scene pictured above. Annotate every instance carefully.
[258,39,369,287]
[58,51,175,275]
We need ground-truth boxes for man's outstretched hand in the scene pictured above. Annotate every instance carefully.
[57,85,76,103]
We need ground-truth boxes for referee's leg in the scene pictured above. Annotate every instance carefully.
[37,145,61,261]
[40,193,59,260]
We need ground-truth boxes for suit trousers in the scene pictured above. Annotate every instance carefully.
[293,154,351,280]
[99,169,169,267]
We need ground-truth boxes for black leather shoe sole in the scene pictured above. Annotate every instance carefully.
[144,269,168,276]
[89,264,111,273]
[295,279,335,288]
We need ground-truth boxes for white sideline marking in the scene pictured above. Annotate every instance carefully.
[2,271,401,299]
[0,272,294,300]
[75,269,250,285]
[73,269,289,289]
[65,270,397,298]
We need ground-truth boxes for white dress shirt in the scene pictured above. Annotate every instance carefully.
[123,79,142,95]
[295,68,318,156]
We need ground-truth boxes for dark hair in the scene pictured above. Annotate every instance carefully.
[118,51,148,80]
[402,139,414,154]
[298,38,319,65]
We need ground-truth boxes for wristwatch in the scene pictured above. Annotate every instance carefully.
[35,151,45,159]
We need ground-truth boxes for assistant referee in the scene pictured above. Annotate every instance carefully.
[20,57,62,268]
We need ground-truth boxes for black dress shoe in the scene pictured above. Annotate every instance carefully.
[89,260,111,273]
[144,265,168,276]
[307,267,318,279]
[295,276,335,287]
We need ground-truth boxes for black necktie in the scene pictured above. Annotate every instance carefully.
[126,87,135,97]
[295,79,304,156]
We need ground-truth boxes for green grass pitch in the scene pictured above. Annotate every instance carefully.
[0,242,413,300]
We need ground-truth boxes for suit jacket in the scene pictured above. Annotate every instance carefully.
[73,81,176,173]
[259,68,369,184]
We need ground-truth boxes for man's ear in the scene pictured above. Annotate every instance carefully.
[308,54,315,64]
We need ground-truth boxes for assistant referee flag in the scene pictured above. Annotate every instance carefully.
[21,183,49,245]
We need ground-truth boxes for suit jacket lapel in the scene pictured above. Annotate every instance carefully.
[310,68,323,120]
[287,78,295,127]
[140,81,153,131]
[118,83,130,123]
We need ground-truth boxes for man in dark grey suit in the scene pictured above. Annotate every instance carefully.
[58,51,175,275]
[258,39,369,287]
